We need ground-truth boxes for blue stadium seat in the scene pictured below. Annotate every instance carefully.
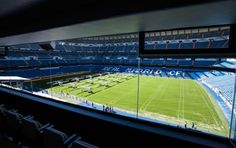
[195,42,209,48]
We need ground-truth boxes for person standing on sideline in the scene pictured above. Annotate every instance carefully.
[192,122,195,129]
[184,121,187,128]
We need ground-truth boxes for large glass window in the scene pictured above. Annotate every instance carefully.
[0,32,235,138]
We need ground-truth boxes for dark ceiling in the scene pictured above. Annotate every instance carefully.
[0,0,235,45]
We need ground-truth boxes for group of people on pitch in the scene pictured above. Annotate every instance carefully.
[184,121,197,129]
[103,104,114,113]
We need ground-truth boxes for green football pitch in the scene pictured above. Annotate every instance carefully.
[48,73,229,136]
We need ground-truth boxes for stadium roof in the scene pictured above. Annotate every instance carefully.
[0,0,235,45]
[0,76,30,81]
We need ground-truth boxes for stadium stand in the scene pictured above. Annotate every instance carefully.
[0,28,229,69]
[202,74,235,104]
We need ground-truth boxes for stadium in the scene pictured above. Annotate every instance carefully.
[0,0,236,147]
[0,26,233,136]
